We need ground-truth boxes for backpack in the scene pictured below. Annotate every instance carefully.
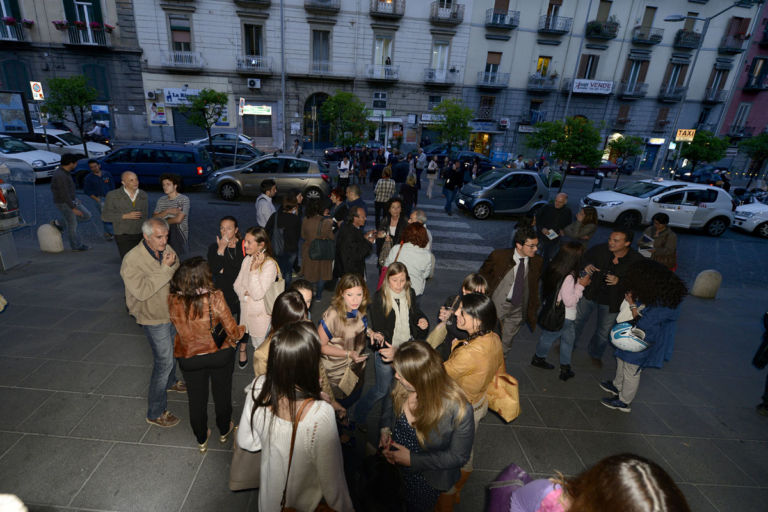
[270,212,285,257]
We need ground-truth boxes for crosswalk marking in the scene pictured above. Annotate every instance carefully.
[425,220,473,229]
[431,242,495,255]
[430,230,484,240]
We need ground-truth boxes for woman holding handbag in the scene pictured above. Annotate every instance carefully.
[233,227,279,355]
[237,321,354,511]
[353,263,429,428]
[531,242,591,381]
[168,257,245,452]
[301,199,335,301]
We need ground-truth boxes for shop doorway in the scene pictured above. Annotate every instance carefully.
[303,93,331,150]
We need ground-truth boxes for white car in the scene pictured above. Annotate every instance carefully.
[0,135,60,179]
[581,179,734,236]
[188,133,255,147]
[733,194,768,238]
[19,129,111,158]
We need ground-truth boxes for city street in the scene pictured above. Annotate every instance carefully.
[1,173,767,511]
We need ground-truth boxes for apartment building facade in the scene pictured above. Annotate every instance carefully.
[0,0,146,140]
[461,0,761,171]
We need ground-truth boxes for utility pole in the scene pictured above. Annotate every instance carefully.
[280,0,286,152]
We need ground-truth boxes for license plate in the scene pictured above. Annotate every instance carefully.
[458,198,465,205]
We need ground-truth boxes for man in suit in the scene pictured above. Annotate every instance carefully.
[335,206,376,279]
[479,226,543,356]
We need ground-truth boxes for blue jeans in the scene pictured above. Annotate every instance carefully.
[443,187,457,214]
[84,196,113,236]
[535,319,576,365]
[353,352,394,424]
[142,323,179,420]
[54,201,92,249]
[277,251,297,287]
[573,299,618,360]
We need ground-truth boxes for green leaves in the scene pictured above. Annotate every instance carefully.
[319,91,373,147]
[680,130,729,171]
[607,135,644,160]
[43,75,98,156]
[432,98,473,150]
[528,117,602,168]
[179,88,229,145]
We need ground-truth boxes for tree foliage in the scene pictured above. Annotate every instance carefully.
[739,132,768,177]
[680,130,729,171]
[42,75,97,157]
[179,88,229,146]
[432,98,473,151]
[608,135,644,187]
[320,91,373,147]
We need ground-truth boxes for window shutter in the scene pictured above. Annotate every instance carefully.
[656,107,669,123]
[1,60,30,98]
[493,0,509,11]
[63,0,77,22]
[737,17,751,36]
[486,52,502,65]
[717,70,729,90]
[91,0,104,24]
[550,0,563,6]
[638,61,649,82]
[589,55,599,79]
[621,59,632,82]
[577,55,588,79]
[706,68,716,88]
[617,104,630,121]
[676,64,688,86]
[662,63,673,85]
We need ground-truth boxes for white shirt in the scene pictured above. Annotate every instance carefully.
[338,160,351,178]
[385,242,434,296]
[123,187,139,202]
[255,193,276,228]
[505,250,528,301]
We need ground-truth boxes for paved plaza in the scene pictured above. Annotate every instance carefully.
[1,179,767,511]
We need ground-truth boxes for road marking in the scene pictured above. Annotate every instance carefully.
[431,242,495,255]
[430,230,484,240]
[426,220,473,229]
[434,258,483,271]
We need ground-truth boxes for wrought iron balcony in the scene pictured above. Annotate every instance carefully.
[744,76,768,91]
[370,0,405,19]
[423,68,456,85]
[233,0,271,7]
[673,29,701,50]
[304,0,340,14]
[658,84,687,102]
[586,19,619,40]
[703,87,727,103]
[527,74,559,93]
[475,105,496,120]
[66,26,110,46]
[485,9,519,29]
[0,23,24,42]
[520,108,546,125]
[236,55,273,74]
[430,2,464,25]
[310,60,332,74]
[617,82,649,99]
[162,51,204,69]
[366,64,400,81]
[538,15,572,35]
[718,35,747,54]
[477,71,509,89]
[632,26,664,45]
[728,125,754,138]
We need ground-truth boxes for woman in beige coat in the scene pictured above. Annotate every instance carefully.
[301,199,335,301]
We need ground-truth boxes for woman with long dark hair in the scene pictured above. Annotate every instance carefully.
[531,241,592,381]
[376,197,408,264]
[252,289,309,377]
[435,273,488,360]
[301,198,335,301]
[237,321,354,511]
[168,257,245,452]
[563,206,598,248]
[600,259,687,413]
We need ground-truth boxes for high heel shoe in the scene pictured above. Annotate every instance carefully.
[199,429,211,453]
[220,421,235,443]
[237,344,248,370]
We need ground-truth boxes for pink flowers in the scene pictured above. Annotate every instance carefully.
[1,16,16,26]
[21,19,34,28]
[52,20,68,30]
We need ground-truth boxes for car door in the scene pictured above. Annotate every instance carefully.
[687,189,720,227]
[282,158,311,191]
[493,173,538,211]
[137,148,170,184]
[648,190,695,228]
[101,148,135,177]
[241,157,282,195]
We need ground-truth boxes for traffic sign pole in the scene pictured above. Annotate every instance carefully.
[30,81,51,152]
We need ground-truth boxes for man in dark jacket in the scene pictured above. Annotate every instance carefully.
[51,153,92,251]
[535,192,572,263]
[335,206,375,279]
[574,229,644,367]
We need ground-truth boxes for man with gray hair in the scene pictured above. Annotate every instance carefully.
[408,209,432,251]
[102,171,149,259]
[121,218,184,428]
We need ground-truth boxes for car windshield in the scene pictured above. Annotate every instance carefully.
[614,182,668,198]
[0,137,35,154]
[473,170,508,186]
[57,133,83,145]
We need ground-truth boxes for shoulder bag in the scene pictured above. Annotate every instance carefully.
[308,218,335,260]
[377,241,404,291]
[263,258,285,315]
[537,275,567,332]
[229,432,261,491]
[209,297,228,349]
[486,366,521,423]
[271,212,285,257]
[426,295,459,349]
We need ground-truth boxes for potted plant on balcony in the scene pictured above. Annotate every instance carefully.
[104,24,115,33]
[73,20,87,30]
[1,16,16,26]
[89,21,102,30]
[21,19,34,28]
[52,20,68,30]
[586,20,603,37]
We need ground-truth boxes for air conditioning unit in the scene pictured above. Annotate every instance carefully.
[247,78,261,89]
[146,90,157,100]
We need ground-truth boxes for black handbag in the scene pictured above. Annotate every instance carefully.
[308,217,335,260]
[537,276,567,332]
[209,299,227,349]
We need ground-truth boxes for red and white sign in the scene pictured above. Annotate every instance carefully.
[30,81,44,101]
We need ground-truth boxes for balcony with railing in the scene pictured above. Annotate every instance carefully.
[477,71,509,89]
[673,29,702,49]
[233,0,271,7]
[430,2,464,25]
[538,15,573,35]
[520,108,546,125]
[162,51,204,70]
[718,35,747,54]
[0,23,24,42]
[652,119,669,132]
[703,87,727,103]
[236,55,273,74]
[370,0,405,19]
[586,19,619,40]
[527,74,559,93]
[423,68,456,85]
[304,0,340,14]
[485,9,519,30]
[66,26,110,46]
[617,82,649,99]
[475,105,496,120]
[658,84,687,102]
[728,125,754,138]
[309,60,332,74]
[632,26,664,45]
[366,64,400,81]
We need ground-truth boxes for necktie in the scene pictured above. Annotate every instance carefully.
[509,258,526,306]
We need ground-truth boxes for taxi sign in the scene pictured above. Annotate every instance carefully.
[676,129,696,142]
[30,81,44,101]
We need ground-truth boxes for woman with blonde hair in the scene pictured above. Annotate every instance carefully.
[379,340,474,512]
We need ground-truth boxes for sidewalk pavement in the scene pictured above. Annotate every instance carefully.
[1,212,767,511]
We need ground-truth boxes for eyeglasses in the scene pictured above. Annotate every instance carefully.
[523,243,538,248]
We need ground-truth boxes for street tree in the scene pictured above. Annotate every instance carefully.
[320,91,373,148]
[432,98,473,152]
[607,134,644,187]
[527,117,603,192]
[679,130,729,172]
[42,75,97,157]
[739,132,768,187]
[179,88,229,146]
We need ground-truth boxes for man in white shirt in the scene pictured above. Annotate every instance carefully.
[255,178,277,228]
[511,154,525,169]
[102,171,150,259]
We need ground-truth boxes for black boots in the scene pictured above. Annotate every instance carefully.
[531,355,555,370]
[559,364,575,381]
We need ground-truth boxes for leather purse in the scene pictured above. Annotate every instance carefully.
[209,300,227,349]
[537,276,567,332]
[309,218,335,260]
[263,257,285,315]
[377,241,404,291]
[228,431,261,491]
[486,367,521,423]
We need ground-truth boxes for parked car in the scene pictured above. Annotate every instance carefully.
[188,133,255,147]
[454,151,496,175]
[203,143,263,169]
[0,135,60,180]
[455,170,549,220]
[73,143,214,187]
[322,141,383,162]
[733,192,768,238]
[581,179,733,236]
[0,159,24,231]
[18,129,111,158]
[567,160,619,176]
[673,165,729,186]
[206,154,332,201]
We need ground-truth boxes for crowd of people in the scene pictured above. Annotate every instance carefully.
[50,147,694,511]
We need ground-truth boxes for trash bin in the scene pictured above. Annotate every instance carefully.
[591,172,605,192]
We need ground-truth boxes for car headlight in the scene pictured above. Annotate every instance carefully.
[602,201,623,207]
[31,159,46,168]
[737,211,755,218]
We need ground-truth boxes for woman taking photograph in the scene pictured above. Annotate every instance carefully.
[168,257,245,452]
[233,226,278,357]
[237,321,354,512]
[531,242,591,381]
[206,216,247,368]
[379,340,474,512]
[318,273,370,406]
[384,222,435,298]
[376,197,408,263]
[301,199,335,301]
[435,273,488,360]
[563,206,598,248]
[353,263,429,427]
[639,212,677,270]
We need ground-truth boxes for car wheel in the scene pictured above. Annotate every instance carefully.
[472,202,491,220]
[615,211,640,230]
[304,187,322,201]
[756,222,768,239]
[705,217,729,237]
[219,182,239,201]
